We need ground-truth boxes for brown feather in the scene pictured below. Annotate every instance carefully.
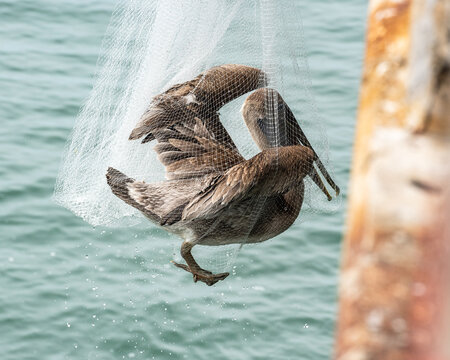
[182,145,314,220]
[106,85,337,252]
[129,64,266,147]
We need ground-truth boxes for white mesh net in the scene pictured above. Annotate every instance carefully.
[54,0,340,284]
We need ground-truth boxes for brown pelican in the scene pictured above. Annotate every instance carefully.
[107,64,339,286]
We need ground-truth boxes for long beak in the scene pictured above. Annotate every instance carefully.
[284,105,340,201]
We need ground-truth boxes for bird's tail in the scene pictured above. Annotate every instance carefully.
[106,167,135,201]
[106,167,151,216]
[106,167,163,224]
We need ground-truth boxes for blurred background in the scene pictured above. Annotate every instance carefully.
[0,0,366,359]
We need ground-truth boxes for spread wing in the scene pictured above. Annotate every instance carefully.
[182,146,315,221]
[107,116,248,225]
[129,64,266,147]
[153,116,245,180]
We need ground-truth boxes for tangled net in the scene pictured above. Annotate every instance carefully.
[54,0,340,281]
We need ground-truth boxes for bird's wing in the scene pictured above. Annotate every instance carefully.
[107,116,248,225]
[163,64,265,107]
[153,116,245,181]
[182,146,315,221]
[106,167,204,226]
[129,64,266,148]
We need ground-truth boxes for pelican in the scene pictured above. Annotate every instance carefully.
[106,64,339,286]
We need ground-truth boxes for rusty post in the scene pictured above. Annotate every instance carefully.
[335,0,450,359]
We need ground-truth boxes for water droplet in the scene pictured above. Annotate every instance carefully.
[252,285,265,292]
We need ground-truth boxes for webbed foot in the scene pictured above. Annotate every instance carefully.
[171,261,229,286]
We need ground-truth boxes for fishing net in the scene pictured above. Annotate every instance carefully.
[54,0,340,281]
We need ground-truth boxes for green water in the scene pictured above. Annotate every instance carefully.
[1,1,366,359]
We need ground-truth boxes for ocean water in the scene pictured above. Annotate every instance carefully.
[0,1,366,359]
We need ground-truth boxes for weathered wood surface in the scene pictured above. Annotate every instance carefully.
[335,0,450,359]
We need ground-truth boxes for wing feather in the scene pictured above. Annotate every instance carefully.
[128,65,266,182]
[129,64,266,149]
[182,146,315,221]
[151,116,244,180]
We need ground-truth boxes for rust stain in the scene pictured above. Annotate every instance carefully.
[355,0,411,170]
[366,1,410,60]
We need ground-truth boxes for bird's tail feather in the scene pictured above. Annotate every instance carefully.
[106,167,161,224]
[106,167,134,200]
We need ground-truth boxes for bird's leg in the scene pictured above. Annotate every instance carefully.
[171,241,229,286]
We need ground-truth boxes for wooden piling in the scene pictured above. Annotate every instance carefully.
[334,0,450,359]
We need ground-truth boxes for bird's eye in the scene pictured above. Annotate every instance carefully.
[257,118,267,135]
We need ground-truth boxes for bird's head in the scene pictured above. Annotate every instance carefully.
[241,88,287,150]
[241,88,340,200]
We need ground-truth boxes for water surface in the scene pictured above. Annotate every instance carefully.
[0,1,366,359]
